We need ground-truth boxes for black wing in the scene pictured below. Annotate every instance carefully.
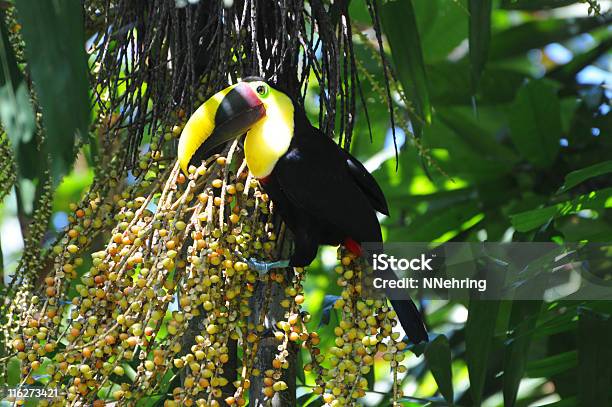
[273,132,382,244]
[342,151,389,215]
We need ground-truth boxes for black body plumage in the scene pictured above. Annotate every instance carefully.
[260,103,428,344]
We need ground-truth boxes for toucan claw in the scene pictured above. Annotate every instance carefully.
[246,258,290,276]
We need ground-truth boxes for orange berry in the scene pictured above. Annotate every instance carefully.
[12,339,25,351]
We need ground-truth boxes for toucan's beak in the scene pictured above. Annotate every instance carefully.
[178,82,266,173]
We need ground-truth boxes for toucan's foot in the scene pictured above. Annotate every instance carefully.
[246,258,290,275]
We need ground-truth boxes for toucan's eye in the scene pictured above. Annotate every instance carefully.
[256,85,267,96]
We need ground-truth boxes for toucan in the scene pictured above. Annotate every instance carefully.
[177,78,428,344]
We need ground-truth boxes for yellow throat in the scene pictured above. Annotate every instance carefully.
[244,89,294,179]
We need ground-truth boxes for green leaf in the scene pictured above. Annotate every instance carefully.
[526,350,577,377]
[556,217,612,241]
[503,301,543,407]
[509,79,561,168]
[380,0,432,133]
[468,0,492,91]
[500,0,581,9]
[364,361,374,391]
[297,391,317,406]
[549,37,612,83]
[0,11,35,145]
[7,357,20,386]
[428,60,528,105]
[466,301,501,406]
[0,8,38,181]
[388,201,483,242]
[422,111,515,182]
[414,0,468,63]
[578,308,611,406]
[490,15,612,60]
[424,334,454,403]
[511,206,559,233]
[558,160,612,193]
[511,187,612,232]
[465,256,505,406]
[304,395,324,407]
[135,395,164,407]
[438,107,517,163]
[535,396,577,407]
[296,349,306,385]
[15,0,91,184]
[386,187,476,211]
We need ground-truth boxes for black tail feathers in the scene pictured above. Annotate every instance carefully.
[388,297,429,344]
[362,248,428,344]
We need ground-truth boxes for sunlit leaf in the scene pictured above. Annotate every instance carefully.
[501,0,585,10]
[558,160,612,193]
[511,187,612,232]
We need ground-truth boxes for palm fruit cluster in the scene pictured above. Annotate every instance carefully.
[5,87,412,407]
[0,133,16,202]
[7,139,412,407]
[304,252,408,407]
[7,122,317,406]
[6,126,413,406]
